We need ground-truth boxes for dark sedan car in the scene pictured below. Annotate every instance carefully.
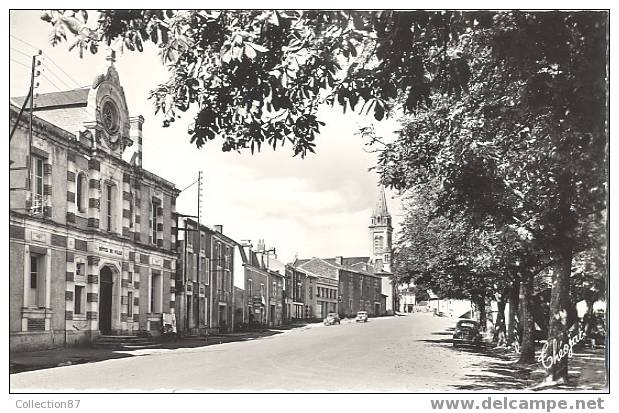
[452,319,482,348]
[323,312,341,326]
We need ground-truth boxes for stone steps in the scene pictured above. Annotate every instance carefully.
[93,334,160,350]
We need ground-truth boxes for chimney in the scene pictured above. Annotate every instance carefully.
[335,256,343,266]
[213,224,223,233]
[129,115,144,167]
[256,239,265,252]
[240,240,252,259]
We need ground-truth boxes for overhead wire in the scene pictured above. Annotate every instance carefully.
[43,51,83,89]
[11,34,85,92]
[10,34,40,51]
[40,62,78,91]
[9,58,30,69]
[9,47,32,59]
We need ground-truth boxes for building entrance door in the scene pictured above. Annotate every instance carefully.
[218,305,226,333]
[99,266,113,335]
[193,294,200,329]
[185,296,191,332]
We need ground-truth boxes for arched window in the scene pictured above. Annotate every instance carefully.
[76,172,87,213]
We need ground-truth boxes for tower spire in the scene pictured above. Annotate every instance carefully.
[371,185,390,218]
[369,183,393,273]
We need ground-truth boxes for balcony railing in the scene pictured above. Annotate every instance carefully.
[30,193,43,215]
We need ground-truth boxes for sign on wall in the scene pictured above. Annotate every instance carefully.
[96,242,123,258]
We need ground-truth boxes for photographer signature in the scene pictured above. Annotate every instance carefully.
[537,329,587,369]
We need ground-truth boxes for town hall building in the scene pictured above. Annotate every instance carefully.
[9,54,179,351]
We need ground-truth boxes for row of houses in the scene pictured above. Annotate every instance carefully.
[9,57,396,352]
[175,216,394,335]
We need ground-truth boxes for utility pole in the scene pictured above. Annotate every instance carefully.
[10,51,42,199]
[196,171,203,329]
[28,51,42,192]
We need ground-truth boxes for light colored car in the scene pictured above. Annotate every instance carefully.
[323,312,340,325]
[356,311,368,322]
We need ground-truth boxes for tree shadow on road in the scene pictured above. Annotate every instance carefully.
[421,326,608,391]
[419,335,510,360]
[419,326,534,390]
[452,361,537,390]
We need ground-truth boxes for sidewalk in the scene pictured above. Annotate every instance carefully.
[9,323,316,375]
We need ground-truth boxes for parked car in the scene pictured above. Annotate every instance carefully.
[452,319,482,348]
[356,311,368,323]
[323,313,341,325]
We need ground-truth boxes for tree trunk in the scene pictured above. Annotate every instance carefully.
[507,278,520,346]
[583,299,595,339]
[494,289,508,345]
[518,273,536,364]
[476,292,487,331]
[544,173,576,384]
[545,246,574,383]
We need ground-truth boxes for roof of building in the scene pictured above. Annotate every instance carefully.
[294,256,369,268]
[296,258,339,280]
[293,256,378,275]
[13,87,90,109]
[294,256,379,279]
[236,244,249,265]
[183,218,239,246]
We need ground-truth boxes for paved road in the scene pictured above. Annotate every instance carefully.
[10,313,491,392]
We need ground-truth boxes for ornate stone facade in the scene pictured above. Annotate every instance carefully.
[9,59,179,351]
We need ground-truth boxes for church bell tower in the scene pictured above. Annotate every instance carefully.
[369,186,393,273]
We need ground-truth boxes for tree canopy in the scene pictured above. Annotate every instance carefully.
[44,10,608,383]
[43,10,488,156]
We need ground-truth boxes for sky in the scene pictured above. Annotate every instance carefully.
[9,10,404,263]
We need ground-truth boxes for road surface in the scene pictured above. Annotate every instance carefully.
[11,313,491,392]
